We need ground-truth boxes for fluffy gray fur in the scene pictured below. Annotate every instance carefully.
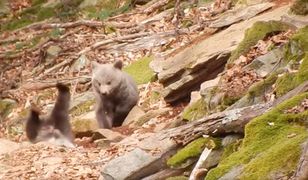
[92,60,139,129]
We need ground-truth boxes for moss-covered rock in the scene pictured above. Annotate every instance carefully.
[245,26,308,100]
[71,118,99,134]
[290,0,308,15]
[229,21,292,63]
[275,26,308,97]
[69,100,95,117]
[182,98,208,121]
[205,93,308,180]
[0,99,16,119]
[81,0,132,20]
[123,56,156,85]
[167,137,219,168]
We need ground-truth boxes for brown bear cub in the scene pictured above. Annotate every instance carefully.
[91,60,139,129]
[25,83,74,147]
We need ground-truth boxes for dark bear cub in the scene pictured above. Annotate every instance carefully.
[91,60,139,129]
[25,83,74,147]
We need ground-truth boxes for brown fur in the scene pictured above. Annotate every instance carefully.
[25,83,74,147]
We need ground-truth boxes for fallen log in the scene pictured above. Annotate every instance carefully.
[160,81,308,145]
[292,140,308,180]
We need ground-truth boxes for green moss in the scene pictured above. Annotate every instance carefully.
[71,118,98,133]
[249,26,308,99]
[222,95,240,107]
[220,140,242,161]
[291,26,308,52]
[82,0,132,20]
[166,176,189,180]
[290,0,308,15]
[206,93,308,180]
[276,54,308,97]
[50,28,64,38]
[32,0,48,6]
[37,7,55,21]
[1,18,33,31]
[167,137,218,168]
[0,0,83,32]
[247,72,278,99]
[70,100,95,117]
[182,98,208,121]
[229,21,291,63]
[123,56,156,85]
[0,99,16,120]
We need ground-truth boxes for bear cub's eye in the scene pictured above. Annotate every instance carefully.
[96,81,101,87]
[107,81,111,85]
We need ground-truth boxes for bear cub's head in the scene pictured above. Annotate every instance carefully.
[92,60,123,97]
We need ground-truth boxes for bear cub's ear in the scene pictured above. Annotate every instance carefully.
[113,60,123,70]
[91,61,100,71]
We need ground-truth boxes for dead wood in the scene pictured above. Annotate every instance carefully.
[292,141,308,180]
[189,148,211,180]
[21,76,91,91]
[160,81,308,145]
[23,20,104,30]
[142,0,171,14]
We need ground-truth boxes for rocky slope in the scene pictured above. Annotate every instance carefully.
[0,0,307,179]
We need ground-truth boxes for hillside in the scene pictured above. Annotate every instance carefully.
[0,0,307,179]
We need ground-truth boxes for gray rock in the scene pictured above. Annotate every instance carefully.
[189,91,202,106]
[157,5,289,103]
[218,165,244,180]
[0,139,19,155]
[281,14,308,28]
[142,169,184,180]
[45,45,62,66]
[70,91,95,111]
[200,76,221,97]
[244,48,284,77]
[222,134,242,147]
[100,132,177,179]
[101,148,159,180]
[131,108,170,127]
[46,45,62,58]
[70,54,90,72]
[123,106,146,126]
[210,3,274,28]
[202,149,223,169]
[149,57,165,73]
[92,128,126,142]
[227,48,285,110]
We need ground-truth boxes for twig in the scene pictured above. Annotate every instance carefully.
[142,0,171,14]
[24,20,104,30]
[21,76,91,91]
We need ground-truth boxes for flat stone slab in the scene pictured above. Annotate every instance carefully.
[156,5,290,103]
[244,48,284,77]
[209,2,274,28]
[102,148,157,180]
[101,133,176,180]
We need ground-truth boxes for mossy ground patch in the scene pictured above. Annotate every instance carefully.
[123,56,156,85]
[206,93,308,180]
